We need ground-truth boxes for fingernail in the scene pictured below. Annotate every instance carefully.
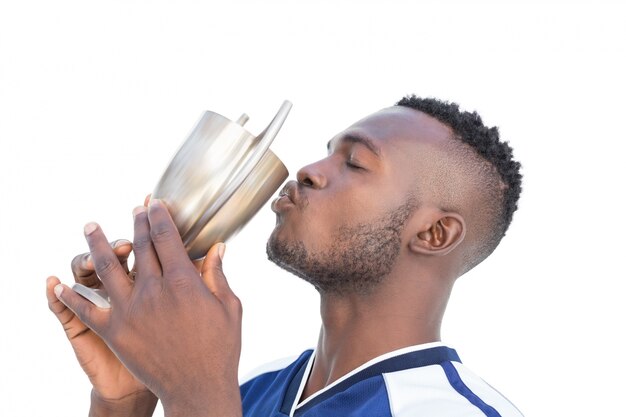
[218,243,226,260]
[112,239,131,249]
[149,199,161,208]
[84,222,98,235]
[133,206,146,217]
[54,284,64,298]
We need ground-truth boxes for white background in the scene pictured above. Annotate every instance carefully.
[1,1,625,416]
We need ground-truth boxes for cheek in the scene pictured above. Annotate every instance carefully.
[271,207,332,252]
[274,197,349,252]
[299,208,344,252]
[278,176,405,249]
[301,195,361,244]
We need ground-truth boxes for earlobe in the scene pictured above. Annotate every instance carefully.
[409,213,466,256]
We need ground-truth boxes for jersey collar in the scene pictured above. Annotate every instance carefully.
[281,342,461,416]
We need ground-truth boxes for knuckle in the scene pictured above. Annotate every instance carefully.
[94,256,117,276]
[150,224,173,242]
[70,253,88,274]
[75,304,93,327]
[133,234,152,251]
[166,279,193,300]
[228,295,243,315]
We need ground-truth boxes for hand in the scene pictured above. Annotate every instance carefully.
[53,200,243,417]
[47,241,158,417]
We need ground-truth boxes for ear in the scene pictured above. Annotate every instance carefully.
[408,211,466,257]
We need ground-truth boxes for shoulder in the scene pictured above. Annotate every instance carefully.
[239,350,313,386]
[240,350,314,416]
[382,360,523,417]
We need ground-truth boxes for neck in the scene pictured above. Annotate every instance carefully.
[301,269,452,400]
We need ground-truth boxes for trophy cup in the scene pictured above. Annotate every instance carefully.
[73,101,292,308]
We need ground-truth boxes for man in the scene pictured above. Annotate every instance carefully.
[46,95,523,416]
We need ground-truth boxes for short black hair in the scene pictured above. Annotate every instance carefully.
[396,95,522,271]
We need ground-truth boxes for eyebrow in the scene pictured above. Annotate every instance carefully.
[326,132,382,158]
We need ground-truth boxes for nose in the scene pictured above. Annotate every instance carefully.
[296,160,327,189]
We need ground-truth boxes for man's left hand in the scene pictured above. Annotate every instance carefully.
[54,200,243,417]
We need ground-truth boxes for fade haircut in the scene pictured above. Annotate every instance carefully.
[396,95,522,273]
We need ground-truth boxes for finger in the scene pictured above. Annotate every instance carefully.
[47,276,95,339]
[147,199,193,276]
[200,243,235,303]
[47,276,78,327]
[132,206,161,280]
[53,282,107,333]
[71,240,132,287]
[70,252,97,286]
[144,193,152,207]
[84,223,133,303]
[112,240,133,274]
[192,257,205,273]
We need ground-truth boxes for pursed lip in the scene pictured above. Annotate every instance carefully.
[271,180,303,213]
[279,180,300,205]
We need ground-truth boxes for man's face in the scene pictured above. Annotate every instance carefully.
[266,106,452,295]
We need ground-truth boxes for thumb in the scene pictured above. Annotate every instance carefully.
[200,242,232,301]
[46,276,84,337]
[53,283,107,335]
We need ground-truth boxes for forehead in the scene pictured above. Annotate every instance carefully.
[330,106,454,154]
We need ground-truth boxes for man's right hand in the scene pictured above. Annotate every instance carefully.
[46,240,158,417]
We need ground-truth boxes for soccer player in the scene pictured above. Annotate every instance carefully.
[46,95,524,416]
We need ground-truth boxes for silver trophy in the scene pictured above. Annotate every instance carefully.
[74,101,292,308]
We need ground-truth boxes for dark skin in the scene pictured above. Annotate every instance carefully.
[270,106,467,398]
[46,196,209,417]
[46,242,159,417]
[47,204,242,417]
[47,106,469,415]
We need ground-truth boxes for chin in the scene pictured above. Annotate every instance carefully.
[267,217,300,248]
[267,224,283,248]
[266,230,304,270]
[265,234,290,270]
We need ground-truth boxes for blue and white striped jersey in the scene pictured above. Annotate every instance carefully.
[240,342,522,417]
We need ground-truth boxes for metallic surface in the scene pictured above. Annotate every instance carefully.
[72,283,111,309]
[185,150,287,259]
[152,101,291,259]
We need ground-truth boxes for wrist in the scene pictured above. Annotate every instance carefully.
[89,389,158,417]
[162,383,242,417]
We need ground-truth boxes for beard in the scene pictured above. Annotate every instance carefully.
[266,200,416,296]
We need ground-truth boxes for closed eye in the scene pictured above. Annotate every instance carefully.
[346,160,364,170]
